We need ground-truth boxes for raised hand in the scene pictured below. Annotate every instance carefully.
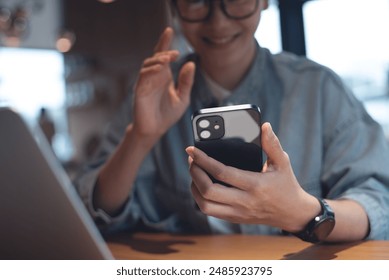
[133,27,196,142]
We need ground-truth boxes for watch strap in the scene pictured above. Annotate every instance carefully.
[286,198,335,243]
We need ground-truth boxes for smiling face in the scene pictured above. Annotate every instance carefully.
[176,0,268,70]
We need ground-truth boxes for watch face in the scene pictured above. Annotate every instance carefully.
[314,219,335,241]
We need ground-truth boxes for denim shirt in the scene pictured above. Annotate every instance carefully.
[75,45,389,239]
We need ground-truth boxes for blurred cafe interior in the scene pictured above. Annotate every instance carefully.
[1,0,389,178]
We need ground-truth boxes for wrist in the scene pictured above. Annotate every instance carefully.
[125,124,159,153]
[284,198,336,243]
[283,193,321,233]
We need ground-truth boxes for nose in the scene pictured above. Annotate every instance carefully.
[207,0,229,24]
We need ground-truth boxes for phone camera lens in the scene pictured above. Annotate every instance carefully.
[199,119,210,128]
[200,130,211,139]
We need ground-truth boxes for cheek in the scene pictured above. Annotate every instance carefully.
[246,13,261,35]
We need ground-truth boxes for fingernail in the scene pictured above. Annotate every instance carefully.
[266,123,273,136]
[185,147,194,158]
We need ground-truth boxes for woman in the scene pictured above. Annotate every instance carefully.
[76,0,389,242]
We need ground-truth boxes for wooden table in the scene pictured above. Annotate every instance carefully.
[106,232,389,260]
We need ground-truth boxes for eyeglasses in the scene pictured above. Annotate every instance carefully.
[172,0,260,23]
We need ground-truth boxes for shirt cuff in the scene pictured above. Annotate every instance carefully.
[340,180,389,240]
[76,167,133,227]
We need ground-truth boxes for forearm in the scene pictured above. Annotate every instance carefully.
[95,124,157,216]
[285,196,369,243]
[325,199,369,242]
[289,195,369,242]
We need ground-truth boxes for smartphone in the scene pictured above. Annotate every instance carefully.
[191,104,263,185]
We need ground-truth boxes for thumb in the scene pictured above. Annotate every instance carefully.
[261,122,289,169]
[177,61,196,103]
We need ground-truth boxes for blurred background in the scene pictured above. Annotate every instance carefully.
[0,0,388,178]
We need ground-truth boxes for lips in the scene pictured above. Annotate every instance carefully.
[203,33,240,46]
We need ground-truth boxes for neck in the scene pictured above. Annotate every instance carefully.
[200,42,257,91]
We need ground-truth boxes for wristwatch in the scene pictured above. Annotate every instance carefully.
[286,198,335,243]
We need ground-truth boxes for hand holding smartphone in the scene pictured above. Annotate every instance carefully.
[191,104,263,185]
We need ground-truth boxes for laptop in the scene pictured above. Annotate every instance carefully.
[0,107,113,260]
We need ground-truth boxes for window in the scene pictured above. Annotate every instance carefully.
[255,0,282,54]
[0,47,72,160]
[303,0,389,137]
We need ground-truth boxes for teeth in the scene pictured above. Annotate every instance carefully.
[209,36,233,44]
